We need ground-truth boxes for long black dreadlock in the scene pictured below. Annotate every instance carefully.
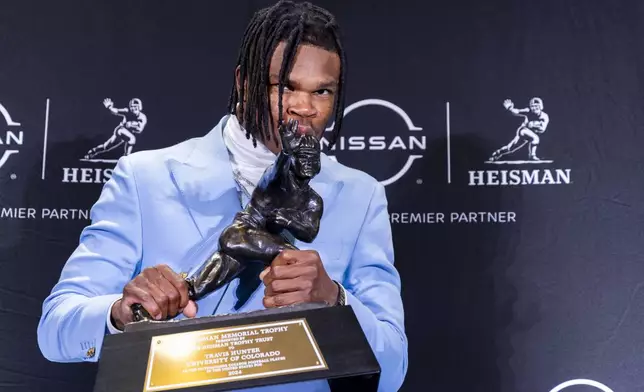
[227,0,347,150]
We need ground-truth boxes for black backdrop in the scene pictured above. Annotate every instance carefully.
[1,0,644,391]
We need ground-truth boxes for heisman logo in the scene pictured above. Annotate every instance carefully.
[322,99,425,186]
[83,98,148,162]
[0,102,23,171]
[489,98,551,163]
[468,97,571,186]
[62,97,148,184]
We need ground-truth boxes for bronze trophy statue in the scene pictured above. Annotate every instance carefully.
[131,119,324,321]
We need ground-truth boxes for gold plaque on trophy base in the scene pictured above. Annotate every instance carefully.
[142,318,328,392]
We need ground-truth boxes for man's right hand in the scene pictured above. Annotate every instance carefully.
[110,264,198,330]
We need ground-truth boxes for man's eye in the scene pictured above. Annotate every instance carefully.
[316,89,333,95]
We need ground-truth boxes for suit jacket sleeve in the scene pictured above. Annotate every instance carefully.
[37,156,142,362]
[344,182,408,391]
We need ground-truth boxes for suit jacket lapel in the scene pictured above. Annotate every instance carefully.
[167,115,240,240]
[298,155,344,245]
[310,156,342,215]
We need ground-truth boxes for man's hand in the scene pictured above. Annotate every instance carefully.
[260,250,338,308]
[110,264,198,330]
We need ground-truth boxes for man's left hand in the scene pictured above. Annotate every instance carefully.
[260,250,338,308]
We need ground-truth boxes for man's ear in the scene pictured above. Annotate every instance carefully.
[234,66,248,120]
[235,66,249,99]
[235,65,241,95]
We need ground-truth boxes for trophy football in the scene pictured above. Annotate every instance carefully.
[93,119,380,392]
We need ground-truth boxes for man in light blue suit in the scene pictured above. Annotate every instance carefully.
[37,1,408,390]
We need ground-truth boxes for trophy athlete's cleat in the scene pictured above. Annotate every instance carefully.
[131,119,324,322]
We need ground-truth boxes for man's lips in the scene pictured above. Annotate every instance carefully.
[297,125,314,135]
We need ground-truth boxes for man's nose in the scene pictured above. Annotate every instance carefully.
[286,92,317,118]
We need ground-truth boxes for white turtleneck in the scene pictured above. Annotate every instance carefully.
[222,115,277,199]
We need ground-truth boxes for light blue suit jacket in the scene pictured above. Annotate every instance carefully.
[37,115,408,391]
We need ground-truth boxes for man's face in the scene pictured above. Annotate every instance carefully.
[530,102,541,114]
[251,41,340,154]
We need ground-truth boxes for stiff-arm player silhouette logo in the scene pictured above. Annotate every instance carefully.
[82,98,147,163]
[488,97,551,164]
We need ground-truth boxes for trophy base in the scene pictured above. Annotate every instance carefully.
[96,303,380,392]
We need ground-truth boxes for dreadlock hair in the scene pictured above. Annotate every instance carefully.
[227,0,347,149]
